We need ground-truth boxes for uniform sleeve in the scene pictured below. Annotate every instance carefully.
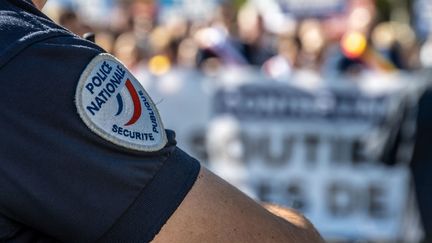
[0,36,200,242]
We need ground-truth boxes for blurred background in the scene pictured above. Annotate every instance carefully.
[42,0,432,242]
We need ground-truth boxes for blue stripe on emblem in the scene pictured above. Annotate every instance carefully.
[115,93,124,116]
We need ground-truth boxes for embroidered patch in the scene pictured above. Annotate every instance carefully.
[75,53,167,152]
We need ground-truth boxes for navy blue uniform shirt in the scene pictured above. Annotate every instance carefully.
[0,0,200,242]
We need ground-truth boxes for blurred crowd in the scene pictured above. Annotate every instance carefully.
[43,0,432,79]
[41,1,432,241]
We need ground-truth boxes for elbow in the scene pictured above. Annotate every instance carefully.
[264,204,325,243]
[282,212,325,243]
[277,212,325,243]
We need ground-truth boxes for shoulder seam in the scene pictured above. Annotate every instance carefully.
[0,31,75,69]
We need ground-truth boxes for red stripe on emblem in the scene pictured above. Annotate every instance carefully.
[124,79,142,126]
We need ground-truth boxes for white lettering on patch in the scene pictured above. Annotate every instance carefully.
[75,53,167,151]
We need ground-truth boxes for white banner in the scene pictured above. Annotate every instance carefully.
[142,69,423,242]
[254,0,348,17]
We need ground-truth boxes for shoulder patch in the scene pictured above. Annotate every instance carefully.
[75,53,167,152]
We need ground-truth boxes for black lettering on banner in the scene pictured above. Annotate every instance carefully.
[257,180,308,211]
[330,137,352,165]
[217,130,379,168]
[325,181,391,219]
[286,181,308,210]
[368,184,388,218]
[214,85,390,123]
[352,139,367,164]
[213,131,299,168]
[304,135,319,166]
[258,135,294,167]
[256,179,392,220]
[326,182,357,217]
[329,137,370,166]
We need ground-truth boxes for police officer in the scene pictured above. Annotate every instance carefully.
[0,0,323,242]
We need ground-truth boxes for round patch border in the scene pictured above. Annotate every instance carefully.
[75,53,168,152]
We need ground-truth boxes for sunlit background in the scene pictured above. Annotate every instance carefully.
[43,0,432,242]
